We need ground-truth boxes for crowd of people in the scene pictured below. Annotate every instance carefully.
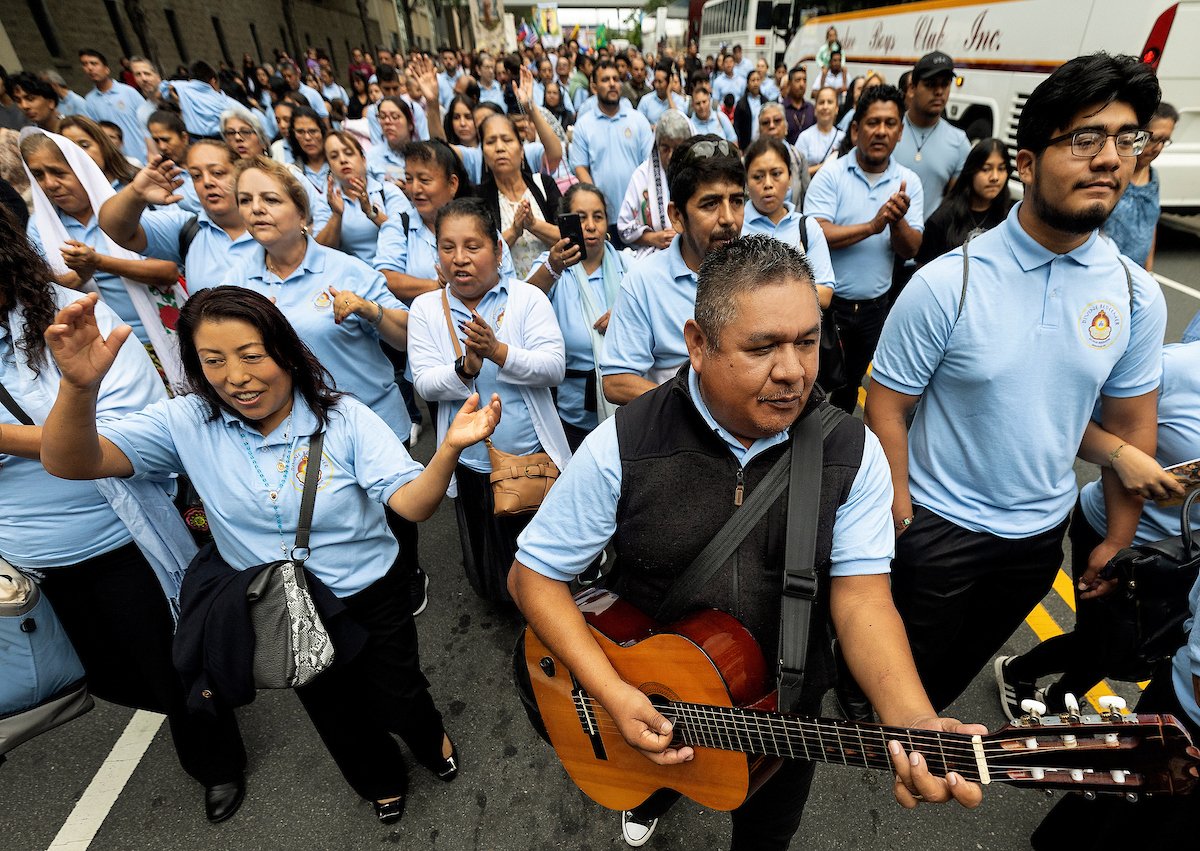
[0,31,1196,851]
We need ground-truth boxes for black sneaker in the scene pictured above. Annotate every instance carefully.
[411,567,429,616]
[994,655,1038,722]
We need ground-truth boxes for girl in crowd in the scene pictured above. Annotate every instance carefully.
[477,112,562,279]
[323,130,412,266]
[59,115,137,190]
[288,106,330,193]
[39,285,502,824]
[0,214,246,824]
[100,142,258,288]
[687,82,737,143]
[741,135,836,307]
[541,79,574,130]
[347,72,371,120]
[796,86,844,177]
[617,109,689,259]
[408,198,568,603]
[220,105,335,244]
[443,95,479,160]
[21,130,182,379]
[376,140,516,302]
[916,138,1014,267]
[367,96,415,188]
[527,183,627,448]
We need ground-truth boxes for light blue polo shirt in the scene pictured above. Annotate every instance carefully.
[803,153,924,300]
[366,143,405,184]
[690,110,738,142]
[872,203,1168,537]
[443,280,541,472]
[295,83,329,118]
[139,206,259,291]
[455,145,484,185]
[176,171,202,214]
[516,367,895,581]
[479,80,507,112]
[321,82,348,105]
[27,213,147,343]
[712,73,746,105]
[893,115,971,218]
[1080,342,1200,545]
[529,248,624,430]
[0,289,162,567]
[374,212,516,285]
[59,89,88,117]
[761,77,781,102]
[438,69,463,109]
[335,178,413,265]
[162,79,231,138]
[600,237,697,379]
[84,80,148,163]
[299,160,331,194]
[101,394,422,597]
[741,202,838,289]
[214,239,412,439]
[569,103,654,220]
[796,124,844,167]
[636,92,685,126]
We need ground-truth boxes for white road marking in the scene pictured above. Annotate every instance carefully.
[1155,272,1200,301]
[46,710,165,851]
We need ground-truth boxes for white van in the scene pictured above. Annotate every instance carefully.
[785,0,1200,210]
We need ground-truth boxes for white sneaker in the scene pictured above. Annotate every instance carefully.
[409,422,423,445]
[621,811,658,847]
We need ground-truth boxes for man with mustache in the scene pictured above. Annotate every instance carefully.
[601,136,745,405]
[512,236,984,849]
[864,53,1166,714]
[803,84,923,414]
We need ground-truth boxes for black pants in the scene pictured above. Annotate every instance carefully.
[560,418,592,453]
[453,463,532,602]
[294,556,445,802]
[1004,502,1143,703]
[630,752,818,850]
[1031,661,1198,848]
[890,506,1070,711]
[828,295,890,414]
[37,541,246,787]
[385,502,421,577]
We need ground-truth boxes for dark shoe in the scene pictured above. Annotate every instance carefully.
[411,566,429,616]
[420,735,459,782]
[374,795,406,825]
[204,776,245,823]
[994,655,1039,722]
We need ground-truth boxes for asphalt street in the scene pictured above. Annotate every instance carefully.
[3,225,1199,851]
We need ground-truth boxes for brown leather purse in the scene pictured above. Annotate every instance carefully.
[442,289,559,516]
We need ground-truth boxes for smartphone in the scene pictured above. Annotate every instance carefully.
[557,212,586,257]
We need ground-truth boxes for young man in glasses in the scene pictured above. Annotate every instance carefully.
[864,53,1166,714]
[600,135,745,406]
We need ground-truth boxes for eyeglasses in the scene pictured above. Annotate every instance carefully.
[1148,135,1174,148]
[222,128,256,140]
[680,138,735,165]
[293,128,324,138]
[1043,128,1150,158]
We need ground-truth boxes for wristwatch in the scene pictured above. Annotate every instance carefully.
[454,356,478,382]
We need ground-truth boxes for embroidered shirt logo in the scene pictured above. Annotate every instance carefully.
[1079,301,1122,349]
[313,291,332,310]
[294,449,332,491]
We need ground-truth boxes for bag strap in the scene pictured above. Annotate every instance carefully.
[654,405,842,623]
[0,379,34,426]
[777,403,844,712]
[177,214,201,264]
[441,287,464,360]
[798,214,810,254]
[290,430,324,566]
[955,232,972,322]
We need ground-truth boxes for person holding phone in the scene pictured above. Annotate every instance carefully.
[526,183,627,448]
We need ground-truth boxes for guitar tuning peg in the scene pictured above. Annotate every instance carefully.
[1021,698,1047,722]
[1110,770,1128,784]
[1070,769,1085,782]
[1029,767,1045,781]
[1063,692,1080,717]
[1099,695,1127,719]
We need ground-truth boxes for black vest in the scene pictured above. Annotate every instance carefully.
[610,369,865,710]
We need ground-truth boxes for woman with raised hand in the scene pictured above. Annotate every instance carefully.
[20,129,185,385]
[617,109,689,260]
[38,285,501,825]
[476,111,562,279]
[323,130,413,266]
[527,183,627,448]
[916,138,1013,268]
[100,142,258,290]
[0,212,246,825]
[407,197,568,602]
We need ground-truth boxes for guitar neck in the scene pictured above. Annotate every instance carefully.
[667,702,985,781]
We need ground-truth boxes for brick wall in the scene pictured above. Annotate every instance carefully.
[3,1,404,88]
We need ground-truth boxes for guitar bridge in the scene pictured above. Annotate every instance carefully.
[571,675,608,761]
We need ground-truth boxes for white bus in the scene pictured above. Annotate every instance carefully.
[784,0,1200,210]
[698,0,786,67]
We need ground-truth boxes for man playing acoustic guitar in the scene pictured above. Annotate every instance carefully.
[509,235,984,849]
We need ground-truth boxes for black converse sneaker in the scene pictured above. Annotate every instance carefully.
[994,655,1039,722]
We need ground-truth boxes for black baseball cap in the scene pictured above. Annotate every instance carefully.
[913,51,955,81]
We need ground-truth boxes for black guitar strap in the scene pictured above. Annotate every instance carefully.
[0,378,34,425]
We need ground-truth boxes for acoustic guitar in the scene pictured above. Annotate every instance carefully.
[522,588,1200,812]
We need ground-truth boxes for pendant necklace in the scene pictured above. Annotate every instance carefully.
[238,413,297,553]
[912,119,938,162]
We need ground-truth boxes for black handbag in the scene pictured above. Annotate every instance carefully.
[1104,488,1200,673]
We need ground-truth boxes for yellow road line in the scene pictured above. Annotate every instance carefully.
[1052,570,1076,613]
